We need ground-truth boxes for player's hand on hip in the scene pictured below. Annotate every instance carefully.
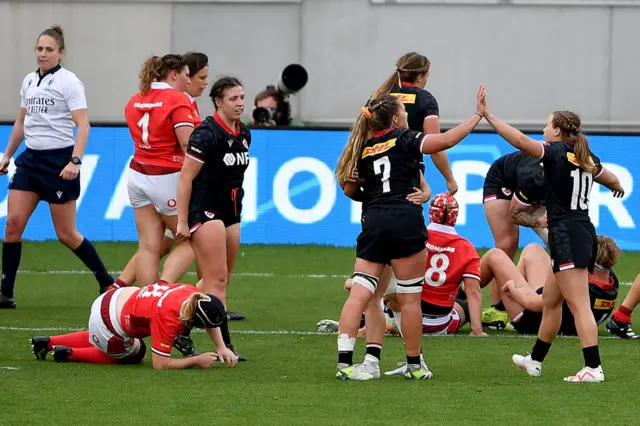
[176,220,190,241]
[60,162,79,180]
[0,157,9,175]
[195,352,218,369]
[407,187,427,205]
[217,347,239,368]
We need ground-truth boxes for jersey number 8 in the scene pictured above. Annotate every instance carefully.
[425,253,450,287]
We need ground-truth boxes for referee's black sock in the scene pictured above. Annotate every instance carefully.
[1,242,22,299]
[71,238,114,288]
[531,338,552,363]
[582,345,601,369]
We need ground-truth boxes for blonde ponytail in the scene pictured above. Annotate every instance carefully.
[178,292,206,323]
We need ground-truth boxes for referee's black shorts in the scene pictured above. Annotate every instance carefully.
[9,146,80,204]
[549,220,597,274]
[356,206,427,264]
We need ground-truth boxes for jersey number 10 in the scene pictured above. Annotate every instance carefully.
[570,168,593,211]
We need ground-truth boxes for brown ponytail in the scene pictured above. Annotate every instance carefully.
[138,54,187,96]
[552,111,596,174]
[178,292,207,323]
[369,52,430,101]
[335,95,401,183]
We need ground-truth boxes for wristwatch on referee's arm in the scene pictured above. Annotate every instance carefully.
[71,156,82,165]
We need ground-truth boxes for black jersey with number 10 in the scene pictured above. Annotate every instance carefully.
[357,128,426,210]
[540,141,603,225]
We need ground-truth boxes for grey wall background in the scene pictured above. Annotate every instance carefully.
[1,0,639,131]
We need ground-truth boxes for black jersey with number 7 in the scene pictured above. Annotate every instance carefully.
[539,141,603,225]
[357,128,426,211]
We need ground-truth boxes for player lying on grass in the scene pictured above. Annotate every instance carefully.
[30,282,238,369]
[479,236,620,336]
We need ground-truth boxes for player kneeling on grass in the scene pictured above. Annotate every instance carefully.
[30,282,238,369]
[479,236,620,337]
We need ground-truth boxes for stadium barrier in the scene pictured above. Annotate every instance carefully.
[0,126,637,249]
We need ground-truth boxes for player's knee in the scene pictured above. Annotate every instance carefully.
[116,339,146,365]
[495,236,518,254]
[485,248,507,264]
[55,228,81,248]
[522,243,545,259]
[4,215,27,241]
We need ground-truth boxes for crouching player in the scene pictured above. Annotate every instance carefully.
[30,282,238,369]
[385,193,486,338]
[480,236,620,336]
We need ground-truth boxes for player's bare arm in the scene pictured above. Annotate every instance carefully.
[509,197,547,228]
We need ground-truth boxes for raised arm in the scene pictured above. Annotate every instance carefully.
[594,168,624,198]
[420,85,485,155]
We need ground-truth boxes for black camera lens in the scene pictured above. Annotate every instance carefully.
[253,107,274,123]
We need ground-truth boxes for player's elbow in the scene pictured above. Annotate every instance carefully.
[152,356,171,370]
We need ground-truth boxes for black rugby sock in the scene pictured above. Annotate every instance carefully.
[221,317,232,346]
[71,238,114,288]
[582,345,601,369]
[492,301,506,312]
[1,242,22,299]
[531,338,552,363]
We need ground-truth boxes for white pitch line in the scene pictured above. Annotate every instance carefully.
[14,270,351,279]
[0,325,625,339]
[0,366,20,371]
[10,269,636,286]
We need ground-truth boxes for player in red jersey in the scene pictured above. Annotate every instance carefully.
[122,54,196,289]
[385,193,485,338]
[184,52,208,128]
[30,282,238,369]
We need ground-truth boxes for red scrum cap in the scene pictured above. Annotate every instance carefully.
[429,193,459,227]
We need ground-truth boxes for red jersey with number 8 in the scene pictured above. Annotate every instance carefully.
[421,223,481,308]
[125,82,194,171]
[119,282,197,357]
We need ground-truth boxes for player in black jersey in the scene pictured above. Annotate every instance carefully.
[332,86,485,380]
[371,52,457,195]
[481,94,624,382]
[176,76,249,362]
[482,151,547,328]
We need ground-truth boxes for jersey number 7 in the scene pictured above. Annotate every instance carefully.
[374,156,391,193]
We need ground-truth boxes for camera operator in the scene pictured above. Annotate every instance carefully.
[250,86,293,128]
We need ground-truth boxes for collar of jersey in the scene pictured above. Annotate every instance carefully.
[401,82,417,88]
[35,64,61,84]
[213,112,240,137]
[427,223,457,235]
[372,128,395,139]
[589,274,614,291]
[151,81,173,90]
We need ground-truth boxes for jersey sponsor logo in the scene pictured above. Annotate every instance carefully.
[518,191,528,201]
[56,191,63,199]
[593,298,615,310]
[223,152,250,166]
[390,93,416,104]
[228,140,234,147]
[24,96,56,114]
[567,152,594,168]
[133,102,163,109]
[167,199,177,208]
[361,139,396,159]
[190,146,203,155]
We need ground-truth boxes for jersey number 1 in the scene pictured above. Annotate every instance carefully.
[374,156,391,193]
[570,168,593,210]
[137,112,150,145]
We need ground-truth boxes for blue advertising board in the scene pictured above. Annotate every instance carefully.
[0,126,637,249]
